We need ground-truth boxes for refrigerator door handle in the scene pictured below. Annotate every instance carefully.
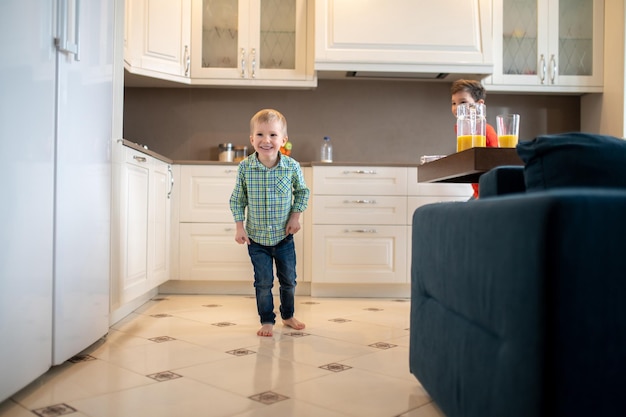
[56,0,81,61]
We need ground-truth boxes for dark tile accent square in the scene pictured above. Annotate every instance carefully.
[363,308,384,311]
[369,342,398,350]
[212,321,236,327]
[149,336,176,343]
[284,331,309,338]
[328,318,351,323]
[68,354,96,363]
[150,314,173,318]
[32,403,77,417]
[146,371,183,382]
[319,363,352,372]
[226,348,256,356]
[249,391,289,405]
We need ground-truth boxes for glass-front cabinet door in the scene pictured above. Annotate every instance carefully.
[490,0,603,92]
[191,0,313,85]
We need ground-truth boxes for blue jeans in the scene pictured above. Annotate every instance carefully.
[247,235,297,325]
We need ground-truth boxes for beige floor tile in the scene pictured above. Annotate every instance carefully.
[176,352,329,397]
[283,368,430,417]
[11,360,153,409]
[69,378,264,417]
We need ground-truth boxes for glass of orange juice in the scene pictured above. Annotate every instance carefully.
[496,114,520,148]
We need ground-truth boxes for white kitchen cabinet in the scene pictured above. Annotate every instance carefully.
[118,147,172,304]
[312,166,408,284]
[124,0,192,83]
[190,0,315,86]
[177,164,306,281]
[486,0,604,93]
[315,0,493,76]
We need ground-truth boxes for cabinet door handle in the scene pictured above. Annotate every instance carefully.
[550,54,557,84]
[344,229,377,234]
[56,0,81,61]
[240,48,246,78]
[539,54,546,84]
[344,199,377,204]
[133,155,147,163]
[250,48,256,79]
[184,45,190,77]
[343,170,377,175]
[167,165,174,199]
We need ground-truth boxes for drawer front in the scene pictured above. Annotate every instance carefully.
[313,166,407,195]
[312,225,407,284]
[313,195,407,225]
[179,223,253,281]
[407,196,468,225]
[178,223,305,282]
[407,167,473,196]
[179,165,238,222]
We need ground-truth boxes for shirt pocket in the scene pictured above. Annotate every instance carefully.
[275,175,292,195]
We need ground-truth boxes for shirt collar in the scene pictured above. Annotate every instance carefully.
[250,152,287,170]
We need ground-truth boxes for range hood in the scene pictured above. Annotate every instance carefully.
[316,67,492,82]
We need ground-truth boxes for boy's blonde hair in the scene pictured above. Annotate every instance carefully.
[250,108,288,136]
[450,79,487,102]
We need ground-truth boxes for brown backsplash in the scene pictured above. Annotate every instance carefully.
[123,79,581,163]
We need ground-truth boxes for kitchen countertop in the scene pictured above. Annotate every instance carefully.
[123,141,423,168]
[175,160,422,168]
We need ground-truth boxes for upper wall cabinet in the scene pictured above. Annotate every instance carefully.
[124,0,192,83]
[125,0,316,87]
[190,0,316,87]
[485,0,604,93]
[314,0,493,77]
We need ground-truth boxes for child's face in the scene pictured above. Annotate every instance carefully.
[250,120,288,161]
[451,91,484,117]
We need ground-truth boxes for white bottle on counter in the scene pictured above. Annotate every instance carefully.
[320,136,333,162]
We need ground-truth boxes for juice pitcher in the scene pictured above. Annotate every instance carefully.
[456,103,486,152]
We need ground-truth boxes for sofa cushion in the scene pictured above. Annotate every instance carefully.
[516,132,626,191]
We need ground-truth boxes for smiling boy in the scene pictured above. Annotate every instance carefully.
[229,109,310,337]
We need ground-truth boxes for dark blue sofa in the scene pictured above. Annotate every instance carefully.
[409,133,626,417]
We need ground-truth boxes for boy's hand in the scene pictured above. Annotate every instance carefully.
[234,222,250,245]
[285,212,301,235]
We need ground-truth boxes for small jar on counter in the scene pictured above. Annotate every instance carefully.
[233,145,248,162]
[218,143,234,162]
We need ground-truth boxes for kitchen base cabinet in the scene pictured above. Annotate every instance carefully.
[114,145,172,307]
[175,164,308,284]
[311,166,408,286]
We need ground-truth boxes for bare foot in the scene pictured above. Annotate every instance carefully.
[257,323,274,337]
[283,317,306,330]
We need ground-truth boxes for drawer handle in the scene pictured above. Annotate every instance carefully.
[224,169,237,173]
[344,199,377,204]
[133,156,147,163]
[343,170,377,175]
[344,229,377,234]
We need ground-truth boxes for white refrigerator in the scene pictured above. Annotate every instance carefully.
[0,0,118,400]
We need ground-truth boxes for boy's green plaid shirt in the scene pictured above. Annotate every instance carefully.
[230,153,310,246]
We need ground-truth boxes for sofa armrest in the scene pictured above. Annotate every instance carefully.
[478,165,526,198]
[410,189,626,417]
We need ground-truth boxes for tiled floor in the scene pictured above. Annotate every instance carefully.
[0,295,445,417]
